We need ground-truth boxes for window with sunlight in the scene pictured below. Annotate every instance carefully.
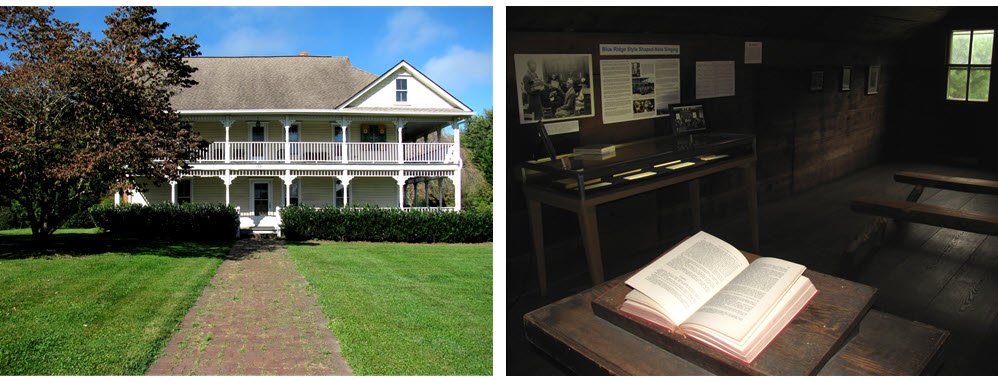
[948,29,994,101]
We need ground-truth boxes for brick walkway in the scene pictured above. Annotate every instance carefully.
[147,238,353,375]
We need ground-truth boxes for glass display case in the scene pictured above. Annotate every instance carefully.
[519,132,756,201]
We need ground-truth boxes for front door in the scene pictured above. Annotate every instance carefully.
[252,181,270,216]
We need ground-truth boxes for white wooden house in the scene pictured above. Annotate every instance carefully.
[122,55,474,233]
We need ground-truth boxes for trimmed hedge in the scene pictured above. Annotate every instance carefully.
[89,202,239,240]
[281,204,492,243]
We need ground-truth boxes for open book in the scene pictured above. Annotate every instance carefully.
[622,231,818,364]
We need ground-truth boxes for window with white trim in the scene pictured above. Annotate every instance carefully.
[290,178,301,206]
[948,29,994,101]
[177,179,192,204]
[335,179,344,207]
[396,78,408,102]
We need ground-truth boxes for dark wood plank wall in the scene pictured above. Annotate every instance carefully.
[507,29,897,295]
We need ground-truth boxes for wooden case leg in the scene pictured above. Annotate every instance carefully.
[578,206,605,286]
[528,199,548,296]
[745,165,760,252]
[690,179,702,232]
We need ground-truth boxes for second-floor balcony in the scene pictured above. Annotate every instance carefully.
[192,141,458,164]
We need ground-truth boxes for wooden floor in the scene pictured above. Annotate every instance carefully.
[507,161,998,375]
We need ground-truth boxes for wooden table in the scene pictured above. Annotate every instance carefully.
[524,277,949,375]
[524,153,759,295]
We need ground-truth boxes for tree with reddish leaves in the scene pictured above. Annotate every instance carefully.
[0,6,204,240]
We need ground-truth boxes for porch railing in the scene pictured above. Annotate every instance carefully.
[193,142,456,164]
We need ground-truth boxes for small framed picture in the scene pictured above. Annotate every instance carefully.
[867,65,880,95]
[841,66,851,91]
[810,71,824,91]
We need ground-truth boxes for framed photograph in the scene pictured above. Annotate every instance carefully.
[672,104,707,134]
[810,71,824,91]
[514,54,595,124]
[841,66,851,91]
[867,65,880,95]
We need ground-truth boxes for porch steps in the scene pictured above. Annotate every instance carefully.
[241,226,281,238]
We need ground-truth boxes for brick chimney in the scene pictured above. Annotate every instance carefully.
[298,52,308,56]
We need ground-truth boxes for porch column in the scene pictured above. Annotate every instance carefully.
[339,120,351,164]
[283,170,294,207]
[396,119,407,164]
[450,174,461,211]
[221,116,235,164]
[281,117,295,164]
[452,119,462,211]
[169,180,177,204]
[340,175,354,207]
[394,173,408,209]
[223,170,232,206]
[114,191,121,206]
[438,178,444,208]
[452,119,461,158]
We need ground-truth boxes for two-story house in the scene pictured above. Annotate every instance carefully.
[121,55,474,234]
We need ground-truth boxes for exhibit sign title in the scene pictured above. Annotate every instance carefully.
[600,44,680,56]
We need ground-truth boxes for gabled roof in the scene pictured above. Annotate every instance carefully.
[338,60,473,113]
[171,56,378,111]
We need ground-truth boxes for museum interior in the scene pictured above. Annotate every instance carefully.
[507,6,998,375]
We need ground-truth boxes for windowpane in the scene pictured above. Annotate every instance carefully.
[396,78,407,90]
[951,30,971,64]
[969,68,991,101]
[948,68,968,100]
[396,90,407,102]
[972,30,994,65]
[290,179,300,205]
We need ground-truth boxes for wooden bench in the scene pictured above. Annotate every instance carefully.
[851,195,998,236]
[846,171,998,255]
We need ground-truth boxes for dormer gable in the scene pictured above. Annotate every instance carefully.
[338,60,472,112]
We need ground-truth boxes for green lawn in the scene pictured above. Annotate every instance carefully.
[286,241,492,375]
[0,228,232,375]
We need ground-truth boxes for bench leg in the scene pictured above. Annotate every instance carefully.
[845,216,889,255]
[906,185,924,202]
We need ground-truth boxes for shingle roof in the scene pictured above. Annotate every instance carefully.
[171,56,378,111]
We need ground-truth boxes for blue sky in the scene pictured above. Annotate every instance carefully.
[47,6,493,116]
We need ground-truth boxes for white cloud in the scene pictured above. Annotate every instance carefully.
[378,8,456,55]
[206,26,294,56]
[422,45,492,94]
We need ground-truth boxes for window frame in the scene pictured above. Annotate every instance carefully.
[947,29,994,102]
[395,78,409,103]
[289,178,301,206]
[177,178,193,204]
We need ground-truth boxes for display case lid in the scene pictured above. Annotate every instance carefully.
[522,132,754,178]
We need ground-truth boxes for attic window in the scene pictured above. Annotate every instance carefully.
[396,78,408,103]
[948,29,994,102]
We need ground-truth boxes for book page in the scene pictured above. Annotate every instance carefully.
[625,231,750,324]
[681,257,806,342]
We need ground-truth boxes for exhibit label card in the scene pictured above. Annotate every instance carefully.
[600,58,681,125]
[695,61,736,99]
[600,44,680,56]
[745,41,763,64]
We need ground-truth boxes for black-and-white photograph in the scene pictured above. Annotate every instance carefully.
[841,66,852,91]
[632,61,641,77]
[515,54,595,123]
[632,77,655,95]
[673,104,707,133]
[632,98,655,114]
[867,65,880,95]
[810,71,824,91]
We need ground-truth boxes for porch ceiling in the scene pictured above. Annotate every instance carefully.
[404,121,453,141]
